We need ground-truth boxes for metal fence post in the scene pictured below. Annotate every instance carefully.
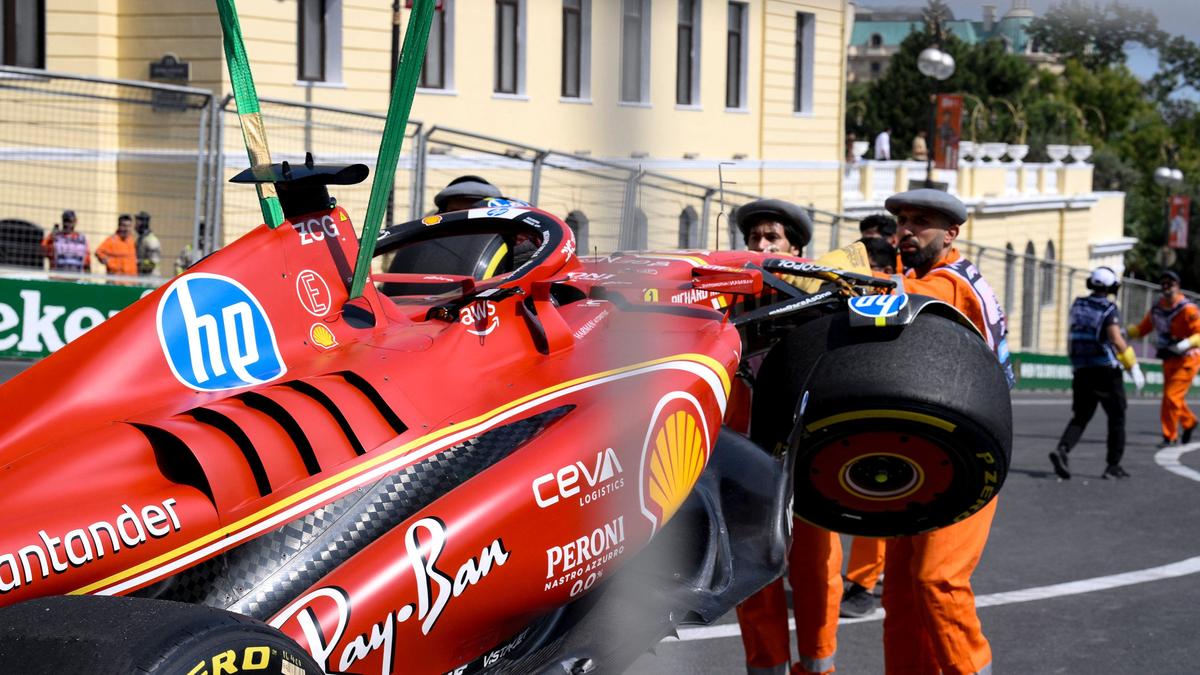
[829,215,841,251]
[192,97,211,259]
[412,126,431,220]
[700,189,714,250]
[530,150,548,205]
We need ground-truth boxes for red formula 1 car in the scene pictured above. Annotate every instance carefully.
[0,164,1012,674]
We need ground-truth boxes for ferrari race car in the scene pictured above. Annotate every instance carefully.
[0,163,1012,674]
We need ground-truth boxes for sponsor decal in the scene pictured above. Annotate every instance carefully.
[696,265,742,274]
[561,237,576,261]
[460,301,499,337]
[295,269,331,317]
[156,274,286,391]
[544,516,626,595]
[0,499,181,594]
[572,309,610,340]
[447,627,533,675]
[532,448,625,509]
[310,323,337,349]
[769,259,837,275]
[639,393,712,533]
[421,215,443,226]
[566,272,616,282]
[767,290,835,317]
[643,289,659,302]
[848,293,909,319]
[292,214,340,246]
[670,288,717,305]
[483,197,532,209]
[270,517,509,675]
[422,275,458,282]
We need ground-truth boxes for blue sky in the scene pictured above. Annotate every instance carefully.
[854,0,1200,83]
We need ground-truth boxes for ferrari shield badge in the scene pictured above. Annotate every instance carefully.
[156,273,286,391]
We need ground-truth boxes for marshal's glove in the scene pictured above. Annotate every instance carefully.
[1171,334,1200,355]
[1126,323,1143,339]
[1117,346,1145,392]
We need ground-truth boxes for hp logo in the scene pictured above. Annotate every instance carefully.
[848,293,909,319]
[156,273,286,391]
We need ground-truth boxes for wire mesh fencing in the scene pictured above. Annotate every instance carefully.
[0,65,214,280]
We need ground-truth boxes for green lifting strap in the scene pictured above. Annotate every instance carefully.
[215,0,284,229]
[349,0,436,299]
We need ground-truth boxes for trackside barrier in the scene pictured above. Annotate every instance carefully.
[1011,352,1200,396]
[0,275,155,360]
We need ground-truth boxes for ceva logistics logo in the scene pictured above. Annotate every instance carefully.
[156,273,286,391]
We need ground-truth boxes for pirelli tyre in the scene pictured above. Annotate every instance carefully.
[752,308,1012,537]
[0,595,321,675]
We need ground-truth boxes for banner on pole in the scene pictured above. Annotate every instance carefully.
[934,94,963,170]
[1168,195,1190,250]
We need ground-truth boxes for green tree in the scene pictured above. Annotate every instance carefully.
[1026,0,1162,70]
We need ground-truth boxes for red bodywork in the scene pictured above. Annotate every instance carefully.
[0,205,784,673]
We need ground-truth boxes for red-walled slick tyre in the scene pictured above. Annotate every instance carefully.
[752,309,1012,537]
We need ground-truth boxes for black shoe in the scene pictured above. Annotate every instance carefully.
[839,582,878,618]
[1049,448,1071,480]
[1183,424,1196,444]
[1102,465,1131,479]
[1158,436,1178,448]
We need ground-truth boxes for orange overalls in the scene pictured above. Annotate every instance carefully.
[1132,297,1200,442]
[845,537,886,590]
[878,247,1006,675]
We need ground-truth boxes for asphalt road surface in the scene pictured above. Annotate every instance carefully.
[630,391,1200,675]
[4,360,1197,673]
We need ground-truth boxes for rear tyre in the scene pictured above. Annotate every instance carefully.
[0,596,322,674]
[752,309,1012,537]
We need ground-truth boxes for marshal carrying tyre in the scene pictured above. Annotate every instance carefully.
[752,307,1012,537]
[0,595,322,675]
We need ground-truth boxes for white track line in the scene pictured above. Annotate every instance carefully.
[671,442,1200,643]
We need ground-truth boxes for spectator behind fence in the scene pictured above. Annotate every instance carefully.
[176,220,206,275]
[873,127,891,160]
[95,214,138,276]
[135,211,162,276]
[43,209,90,272]
[911,130,929,161]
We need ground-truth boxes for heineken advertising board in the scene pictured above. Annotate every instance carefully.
[0,277,154,359]
[1010,352,1199,395]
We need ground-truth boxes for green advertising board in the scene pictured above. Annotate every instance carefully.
[0,277,156,360]
[1011,352,1199,395]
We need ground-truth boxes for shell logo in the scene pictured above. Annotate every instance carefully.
[421,215,443,226]
[639,392,712,533]
[310,323,337,349]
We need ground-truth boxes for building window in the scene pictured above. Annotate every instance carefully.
[562,0,592,99]
[870,62,881,76]
[870,33,883,48]
[676,0,701,106]
[297,0,343,83]
[495,0,526,95]
[1021,241,1037,348]
[620,0,651,103]
[678,206,700,248]
[1,0,44,68]
[726,2,748,109]
[421,1,454,90]
[794,12,815,113]
[1040,240,1056,306]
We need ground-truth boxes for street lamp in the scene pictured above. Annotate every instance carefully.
[917,46,955,187]
[1154,150,1185,259]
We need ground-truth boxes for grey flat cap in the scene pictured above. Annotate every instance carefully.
[433,175,502,211]
[736,198,813,249]
[884,188,967,226]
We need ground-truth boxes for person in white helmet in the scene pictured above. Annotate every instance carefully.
[1050,266,1145,480]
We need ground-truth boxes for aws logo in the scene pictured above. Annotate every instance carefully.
[157,273,285,391]
[638,393,712,533]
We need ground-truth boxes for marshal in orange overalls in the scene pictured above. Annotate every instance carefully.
[879,247,1004,675]
[1130,295,1200,443]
